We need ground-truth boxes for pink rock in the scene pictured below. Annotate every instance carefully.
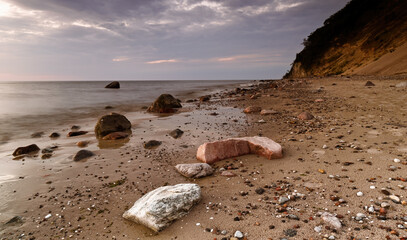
[314,99,324,102]
[221,171,236,177]
[297,112,314,120]
[260,110,278,116]
[243,106,262,113]
[196,136,283,164]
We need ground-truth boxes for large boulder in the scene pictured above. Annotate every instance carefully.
[13,144,40,156]
[175,163,213,178]
[95,113,131,138]
[197,136,283,164]
[105,81,120,89]
[123,183,201,232]
[147,94,182,113]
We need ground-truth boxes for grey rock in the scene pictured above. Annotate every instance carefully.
[169,129,184,139]
[31,132,44,138]
[73,150,94,162]
[12,144,40,156]
[49,132,60,138]
[234,230,243,238]
[321,212,342,229]
[144,140,162,149]
[5,216,23,225]
[175,163,214,178]
[279,196,290,205]
[94,113,131,138]
[123,183,201,232]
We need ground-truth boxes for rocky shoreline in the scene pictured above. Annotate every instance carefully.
[1,76,407,239]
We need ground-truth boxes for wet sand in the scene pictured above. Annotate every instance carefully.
[1,76,407,240]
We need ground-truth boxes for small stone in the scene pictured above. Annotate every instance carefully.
[357,192,363,197]
[44,214,52,219]
[73,150,94,162]
[279,196,290,205]
[234,230,243,238]
[368,206,375,213]
[283,229,297,237]
[49,132,60,138]
[321,212,342,229]
[169,129,184,139]
[144,140,162,149]
[322,144,328,149]
[287,214,299,220]
[389,195,400,203]
[394,158,401,163]
[76,141,89,148]
[255,187,265,195]
[67,131,88,137]
[381,202,390,208]
[355,213,366,221]
[221,171,236,177]
[314,226,322,233]
[221,230,227,235]
[318,169,326,174]
[5,216,23,225]
[297,112,314,120]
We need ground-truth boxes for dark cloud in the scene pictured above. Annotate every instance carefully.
[0,0,349,80]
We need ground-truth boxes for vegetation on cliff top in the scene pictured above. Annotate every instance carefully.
[285,0,407,78]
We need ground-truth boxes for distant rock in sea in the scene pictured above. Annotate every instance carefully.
[105,81,120,89]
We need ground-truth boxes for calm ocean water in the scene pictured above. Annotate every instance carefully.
[0,80,247,143]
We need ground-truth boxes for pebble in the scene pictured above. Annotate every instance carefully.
[357,191,363,197]
[234,230,243,238]
[314,226,322,233]
[322,144,328,149]
[381,202,390,208]
[368,206,375,213]
[355,213,366,221]
[44,214,52,219]
[221,230,227,235]
[394,158,401,163]
[389,195,400,203]
[279,196,290,204]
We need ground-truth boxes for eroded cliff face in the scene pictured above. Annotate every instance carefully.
[285,0,407,78]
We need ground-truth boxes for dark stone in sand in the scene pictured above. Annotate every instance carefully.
[31,132,44,138]
[13,144,40,156]
[41,153,52,159]
[95,113,131,138]
[5,216,23,225]
[297,112,314,120]
[49,132,60,138]
[144,140,162,149]
[71,125,81,130]
[199,95,210,102]
[105,81,120,89]
[42,148,54,153]
[67,131,88,137]
[102,131,129,140]
[73,149,94,162]
[147,94,182,113]
[105,106,113,109]
[365,81,375,86]
[169,129,184,139]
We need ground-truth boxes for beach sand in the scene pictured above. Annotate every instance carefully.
[1,76,407,239]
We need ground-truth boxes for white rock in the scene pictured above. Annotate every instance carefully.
[394,158,401,163]
[389,195,400,203]
[355,213,366,221]
[123,183,201,232]
[370,186,375,189]
[321,212,342,229]
[322,144,328,149]
[396,82,407,88]
[357,191,363,197]
[368,206,375,213]
[314,226,322,233]
[234,230,243,238]
[44,214,52,219]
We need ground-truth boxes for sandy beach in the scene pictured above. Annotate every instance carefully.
[1,76,407,240]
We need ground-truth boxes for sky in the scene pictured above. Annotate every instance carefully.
[0,0,349,81]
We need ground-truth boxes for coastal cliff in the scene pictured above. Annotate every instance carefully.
[285,0,407,78]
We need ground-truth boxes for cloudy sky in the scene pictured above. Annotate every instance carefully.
[0,0,348,81]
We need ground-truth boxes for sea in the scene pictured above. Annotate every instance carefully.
[0,80,249,145]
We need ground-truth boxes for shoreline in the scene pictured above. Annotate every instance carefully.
[1,77,407,239]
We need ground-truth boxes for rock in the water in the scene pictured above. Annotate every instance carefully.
[41,153,52,159]
[147,94,182,113]
[365,81,375,86]
[49,132,60,138]
[105,81,120,89]
[67,131,88,137]
[94,113,131,138]
[243,106,262,113]
[169,129,184,139]
[122,183,201,232]
[221,171,236,177]
[199,95,210,102]
[73,149,94,162]
[102,131,129,140]
[197,136,283,164]
[71,125,80,130]
[31,132,44,138]
[297,112,314,120]
[321,212,342,229]
[175,163,213,178]
[144,140,162,149]
[13,144,40,156]
[76,141,89,148]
